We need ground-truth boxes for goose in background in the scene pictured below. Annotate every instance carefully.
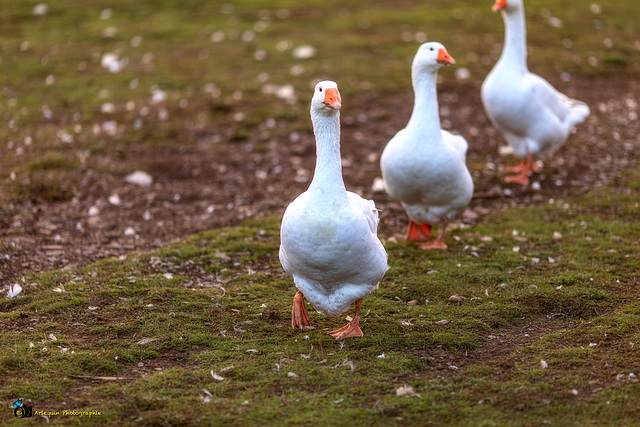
[381,42,474,250]
[481,0,590,186]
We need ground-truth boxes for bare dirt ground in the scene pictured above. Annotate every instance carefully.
[1,75,638,284]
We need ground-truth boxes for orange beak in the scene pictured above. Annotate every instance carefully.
[323,88,342,110]
[437,48,455,66]
[492,0,507,11]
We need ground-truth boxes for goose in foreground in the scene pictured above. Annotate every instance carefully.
[481,0,590,186]
[380,42,474,250]
[279,81,388,339]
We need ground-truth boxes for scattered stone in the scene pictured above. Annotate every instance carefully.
[7,283,23,298]
[292,45,316,59]
[395,385,421,398]
[108,194,121,206]
[33,3,49,16]
[125,171,153,187]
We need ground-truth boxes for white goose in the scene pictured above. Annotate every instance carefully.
[481,0,590,186]
[380,42,474,250]
[279,81,388,339]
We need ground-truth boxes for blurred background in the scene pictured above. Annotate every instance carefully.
[1,0,638,283]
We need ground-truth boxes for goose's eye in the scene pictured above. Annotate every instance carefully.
[319,88,323,92]
[430,47,434,51]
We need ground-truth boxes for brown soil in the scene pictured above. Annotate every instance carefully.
[1,75,638,285]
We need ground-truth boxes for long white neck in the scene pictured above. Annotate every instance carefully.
[406,66,442,139]
[498,7,528,73]
[308,109,346,195]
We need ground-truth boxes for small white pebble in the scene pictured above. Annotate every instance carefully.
[33,4,49,15]
[371,177,385,193]
[108,194,121,205]
[124,170,153,187]
[100,8,112,19]
[211,31,225,43]
[455,67,471,81]
[548,17,563,28]
[292,45,316,59]
[7,283,23,298]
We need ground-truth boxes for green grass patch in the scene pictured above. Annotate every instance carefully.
[2,184,640,425]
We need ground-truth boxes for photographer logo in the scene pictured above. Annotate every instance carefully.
[13,398,34,419]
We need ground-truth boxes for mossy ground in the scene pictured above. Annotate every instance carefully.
[1,184,639,425]
[1,0,639,425]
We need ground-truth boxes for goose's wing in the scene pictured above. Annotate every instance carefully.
[347,192,380,234]
[442,130,469,158]
[529,73,576,121]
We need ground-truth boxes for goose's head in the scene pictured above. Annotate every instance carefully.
[492,0,523,12]
[413,42,455,72]
[311,80,342,114]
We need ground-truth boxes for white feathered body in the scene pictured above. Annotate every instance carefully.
[481,0,590,159]
[280,190,387,317]
[381,128,473,224]
[381,42,473,226]
[279,81,388,318]
[482,62,590,159]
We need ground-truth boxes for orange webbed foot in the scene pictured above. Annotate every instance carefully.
[328,321,364,339]
[504,172,530,186]
[417,220,448,250]
[506,160,528,174]
[418,239,448,250]
[291,291,313,330]
[405,220,432,241]
[505,154,536,185]
[328,298,364,339]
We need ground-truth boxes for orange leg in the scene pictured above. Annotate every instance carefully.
[405,220,432,241]
[506,159,527,173]
[291,291,312,329]
[418,219,448,250]
[505,153,536,186]
[328,298,364,339]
